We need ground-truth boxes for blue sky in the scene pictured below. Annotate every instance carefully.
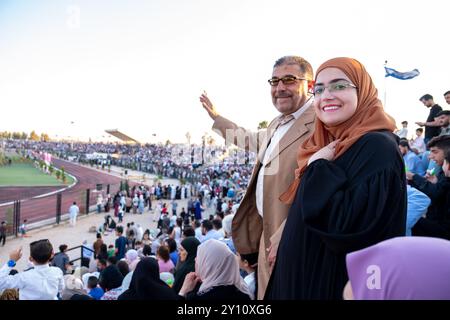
[0,0,448,144]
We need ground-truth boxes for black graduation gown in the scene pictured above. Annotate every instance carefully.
[265,131,407,300]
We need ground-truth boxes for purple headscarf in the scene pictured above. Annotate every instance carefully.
[346,236,450,300]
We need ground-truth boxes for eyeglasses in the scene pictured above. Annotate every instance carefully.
[313,81,357,96]
[30,239,50,247]
[268,75,307,86]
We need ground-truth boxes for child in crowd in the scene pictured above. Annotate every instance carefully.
[87,276,104,300]
[0,239,65,300]
[156,245,175,273]
[118,205,124,223]
[19,219,30,238]
[237,252,258,300]
[107,244,115,258]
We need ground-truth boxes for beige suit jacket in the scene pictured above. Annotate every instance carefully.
[212,106,315,298]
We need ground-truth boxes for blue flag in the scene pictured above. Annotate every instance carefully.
[384,67,420,80]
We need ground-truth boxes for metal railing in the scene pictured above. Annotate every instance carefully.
[67,245,95,267]
[1,183,119,230]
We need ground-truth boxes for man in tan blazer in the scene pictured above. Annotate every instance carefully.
[199,56,315,299]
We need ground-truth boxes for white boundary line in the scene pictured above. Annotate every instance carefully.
[0,168,77,207]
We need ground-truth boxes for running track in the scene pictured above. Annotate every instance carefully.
[0,159,123,224]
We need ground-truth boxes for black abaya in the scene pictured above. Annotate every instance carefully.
[265,131,407,299]
[118,258,178,300]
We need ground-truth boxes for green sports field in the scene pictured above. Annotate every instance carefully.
[0,163,73,187]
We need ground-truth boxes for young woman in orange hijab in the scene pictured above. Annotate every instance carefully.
[265,57,407,299]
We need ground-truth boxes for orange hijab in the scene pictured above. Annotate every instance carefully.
[280,57,397,204]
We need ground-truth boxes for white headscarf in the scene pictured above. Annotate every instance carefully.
[126,249,139,262]
[65,275,85,291]
[73,266,89,280]
[126,249,140,271]
[196,239,252,298]
[222,214,235,237]
[120,271,134,293]
[62,275,87,300]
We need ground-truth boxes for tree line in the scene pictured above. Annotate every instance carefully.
[0,130,51,141]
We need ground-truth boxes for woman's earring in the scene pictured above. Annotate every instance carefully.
[307,81,315,95]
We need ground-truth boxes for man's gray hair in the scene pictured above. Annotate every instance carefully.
[273,56,313,80]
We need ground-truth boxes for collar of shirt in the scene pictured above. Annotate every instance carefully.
[255,97,313,218]
[288,96,313,121]
[273,96,313,127]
